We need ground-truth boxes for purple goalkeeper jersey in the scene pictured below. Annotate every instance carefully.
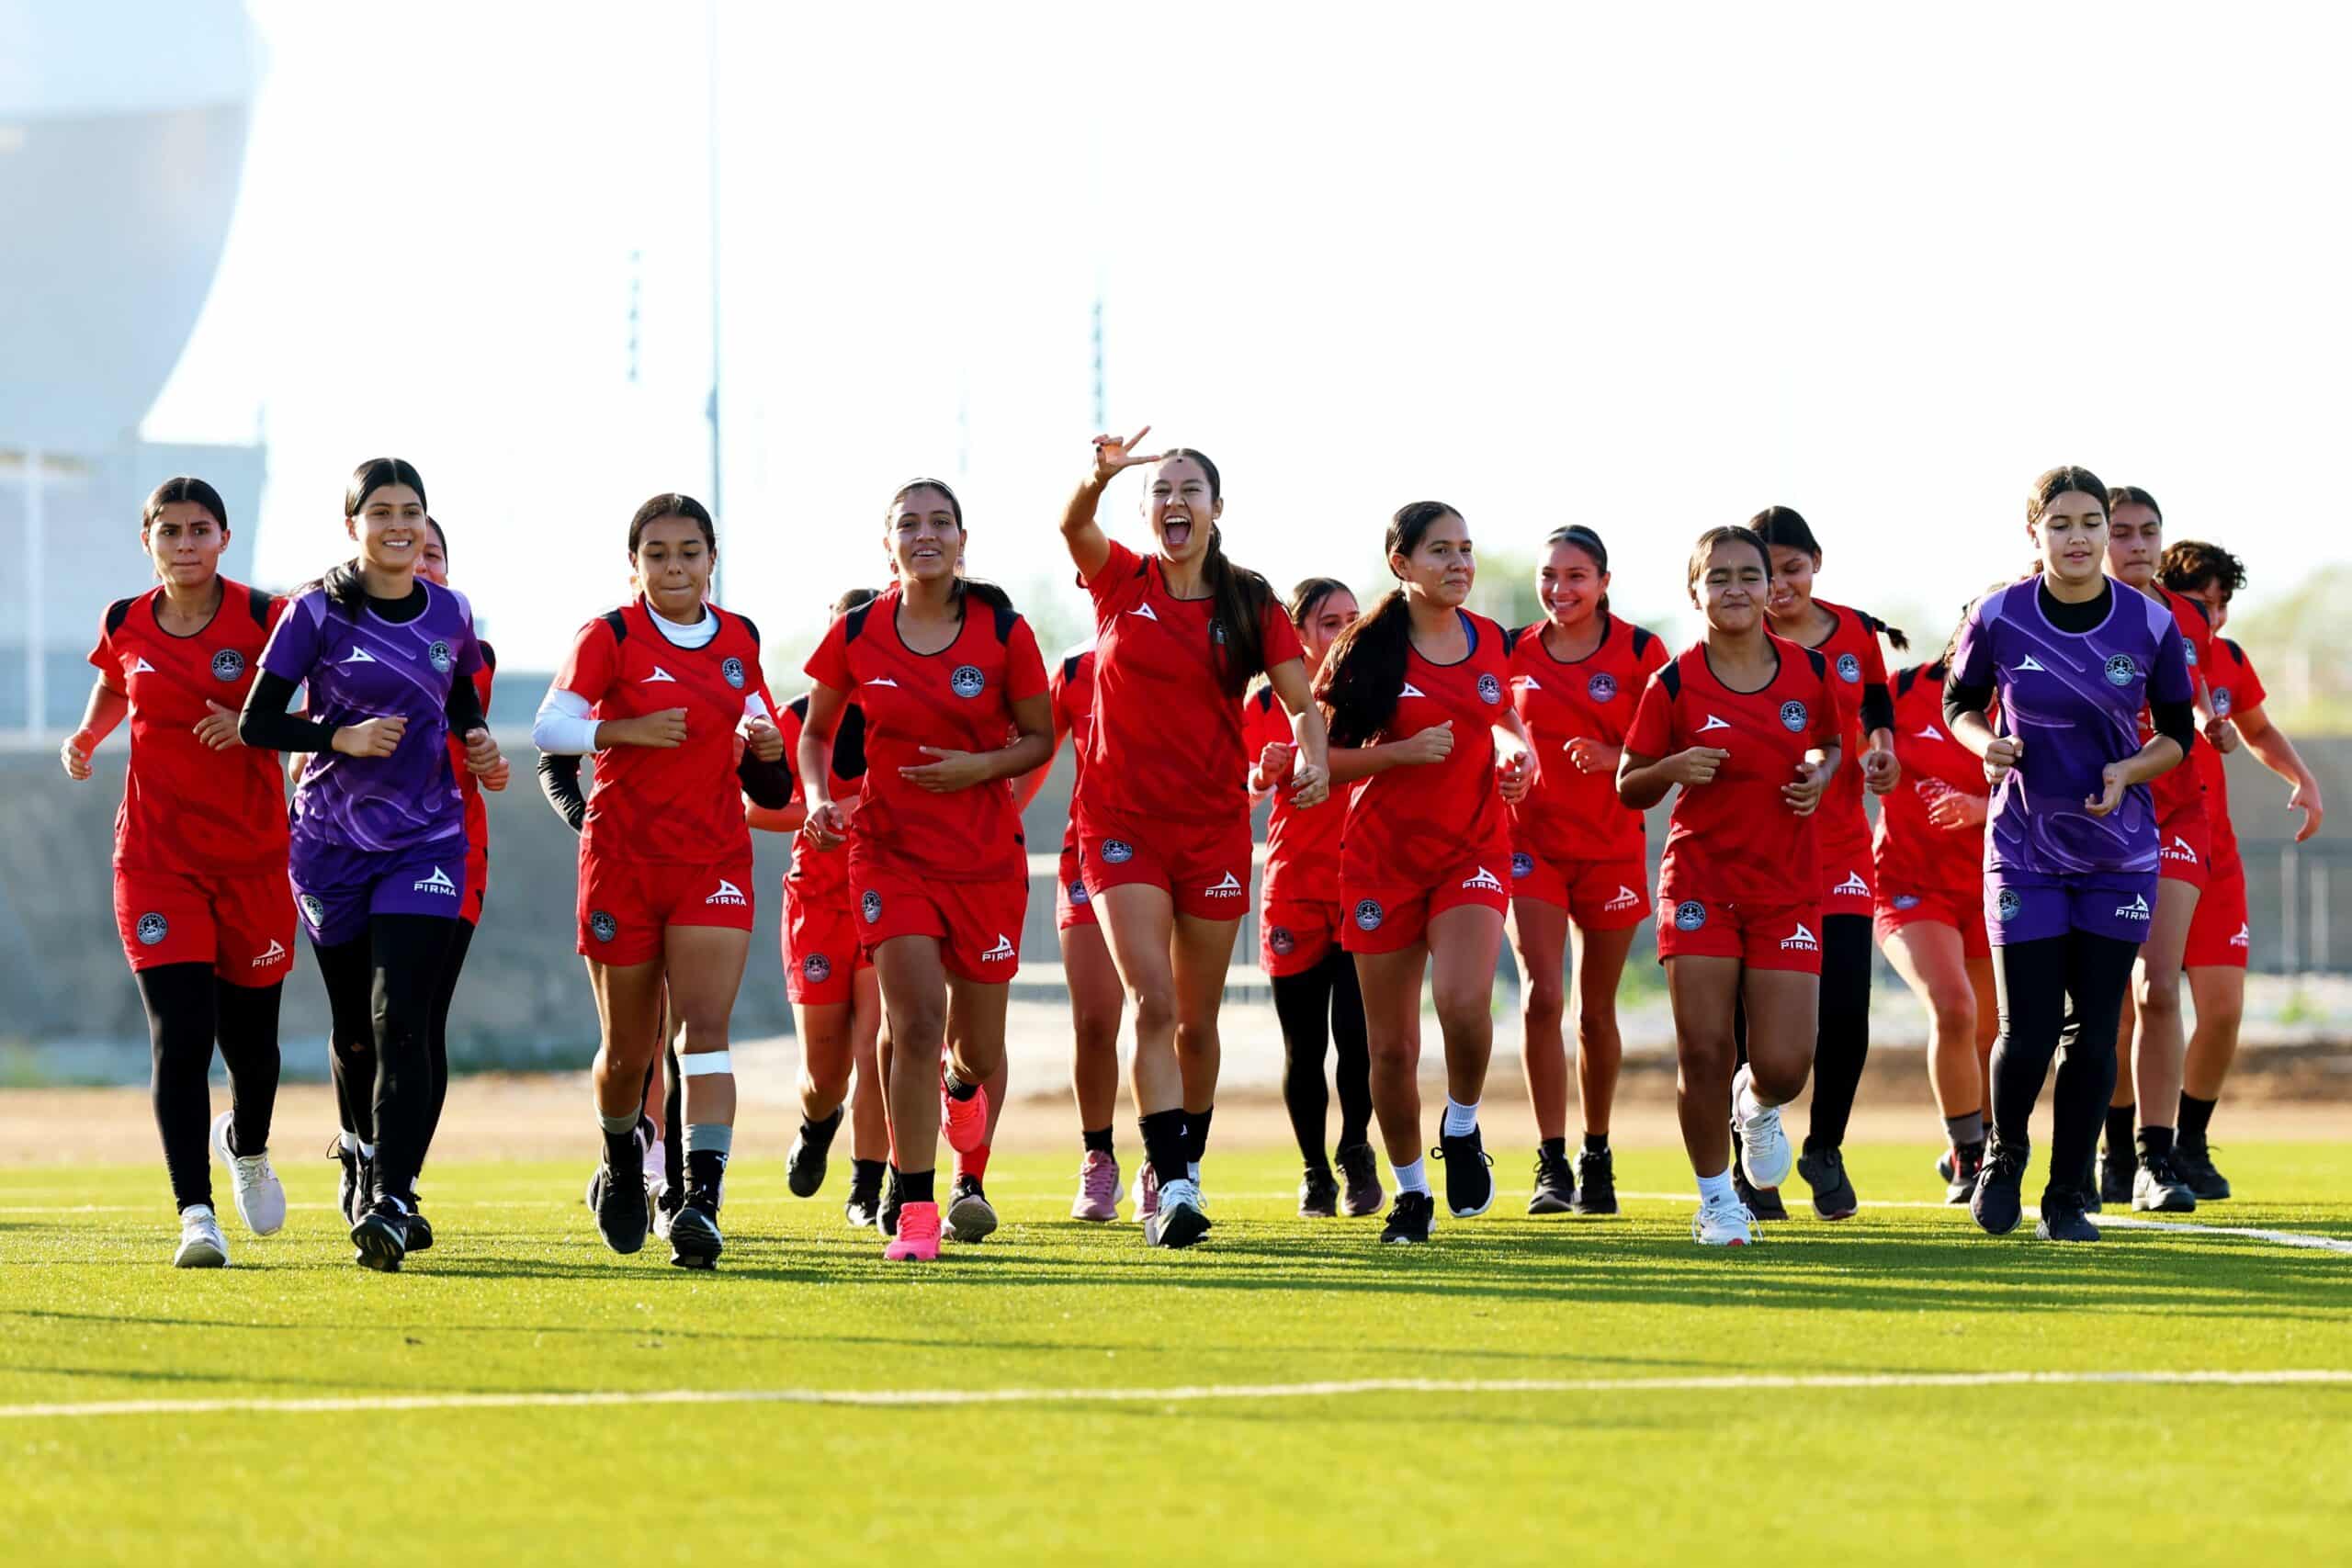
[1949,578,2192,879]
[260,582,485,858]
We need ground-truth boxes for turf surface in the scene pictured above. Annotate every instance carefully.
[6,1142,2349,1564]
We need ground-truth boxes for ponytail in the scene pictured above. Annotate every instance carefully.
[1860,609,1911,653]
[1316,588,1412,747]
[1202,523,1274,700]
[954,576,1014,613]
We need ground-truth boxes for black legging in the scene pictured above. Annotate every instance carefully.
[1804,915,1873,1149]
[1990,931,2139,1190]
[311,914,459,1207]
[421,916,479,1154]
[134,964,283,1214]
[1271,947,1372,1168]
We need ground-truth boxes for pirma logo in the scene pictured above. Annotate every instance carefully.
[1353,899,1385,932]
[1780,921,1820,952]
[1996,888,2022,922]
[210,649,245,682]
[251,940,288,969]
[2103,654,2138,687]
[1892,894,1922,911]
[427,639,454,675]
[590,910,618,943]
[981,932,1017,964]
[414,866,458,897]
[1837,652,1861,682]
[1204,871,1245,899]
[2212,688,2233,716]
[861,890,883,924]
[1587,671,1617,703]
[2115,894,2152,920]
[950,664,986,699]
[1779,700,1808,732]
[802,953,832,984]
[1673,900,1706,931]
[300,894,325,929]
[1462,865,1504,893]
[1068,880,1090,908]
[2163,837,2198,863]
[1101,840,1135,865]
[1834,871,1871,897]
[1603,885,1641,912]
[1510,852,1535,881]
[721,657,746,690]
[1268,927,1295,956]
[2231,923,2250,949]
[707,878,749,906]
[1476,672,1503,705]
[135,912,168,946]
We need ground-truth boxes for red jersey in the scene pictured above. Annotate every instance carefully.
[555,599,777,866]
[2143,585,2213,820]
[1504,613,1668,863]
[1872,662,1984,895]
[1080,539,1304,829]
[1340,610,1513,891]
[1624,637,1844,906]
[448,649,496,860]
[89,581,289,875]
[2198,637,2266,866]
[803,586,1047,884]
[1791,598,1891,863]
[772,694,868,902]
[1244,683,1350,902]
[1048,646,1099,854]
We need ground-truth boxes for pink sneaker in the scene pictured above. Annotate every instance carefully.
[1131,1163,1160,1224]
[1071,1150,1121,1222]
[885,1200,941,1261]
[941,1076,990,1156]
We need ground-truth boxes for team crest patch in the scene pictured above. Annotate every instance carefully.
[427,639,454,674]
[1780,700,1808,731]
[210,649,245,682]
[135,912,168,946]
[1837,652,1860,682]
[1587,672,1617,702]
[1673,900,1707,931]
[2103,654,2138,687]
[722,657,747,690]
[590,910,618,943]
[2183,642,2199,667]
[1477,673,1503,705]
[1068,880,1090,908]
[1353,899,1384,932]
[1268,926,1295,956]
[950,664,985,698]
[802,953,832,984]
[1510,852,1535,881]
[299,894,325,930]
[861,890,883,924]
[1101,840,1135,865]
[1996,888,2022,923]
[2212,689,2233,716]
[1893,894,1922,911]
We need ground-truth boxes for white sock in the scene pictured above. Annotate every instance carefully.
[357,1141,375,1160]
[1442,1097,1480,1138]
[339,1132,358,1155]
[1393,1156,1431,1196]
[1697,1168,1736,1207]
[1187,1161,1202,1186]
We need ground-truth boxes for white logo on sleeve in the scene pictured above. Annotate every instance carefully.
[2014,655,2046,673]
[2114,894,2152,920]
[1833,871,1871,897]
[866,676,900,687]
[1917,724,1945,741]
[1462,865,1505,894]
[1603,885,1642,912]
[1127,604,1159,623]
[642,666,677,683]
[981,932,1017,964]
[1513,675,1542,692]
[413,866,458,897]
[1400,682,1428,698]
[251,940,288,969]
[706,878,749,906]
[2162,836,2199,863]
[1204,871,1245,899]
[130,657,157,674]
[1779,921,1820,952]
[339,647,378,665]
[1698,714,1732,733]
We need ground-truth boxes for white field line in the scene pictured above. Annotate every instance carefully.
[4,1369,2351,1423]
[1610,1190,2352,1255]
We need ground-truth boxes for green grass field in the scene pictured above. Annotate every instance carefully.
[6,1142,2350,1565]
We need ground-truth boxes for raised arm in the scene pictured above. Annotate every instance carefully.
[1061,426,1161,583]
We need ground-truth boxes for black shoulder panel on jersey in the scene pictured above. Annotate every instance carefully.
[993,603,1017,644]
[787,692,812,720]
[1895,665,1919,700]
[1253,685,1276,714]
[1061,653,1082,684]
[842,600,877,643]
[2181,593,2211,626]
[2223,637,2244,660]
[1502,625,1524,655]
[599,608,629,642]
[1803,647,1828,679]
[1658,662,1682,701]
[734,612,763,648]
[246,590,276,631]
[835,703,869,779]
[480,640,498,673]
[1630,625,1655,658]
[104,596,136,637]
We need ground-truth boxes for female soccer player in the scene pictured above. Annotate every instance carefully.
[1620,525,1841,1247]
[1755,506,1905,1221]
[63,476,292,1268]
[1317,502,1537,1246]
[1874,616,1999,1202]
[533,492,790,1269]
[2099,486,2212,1213]
[239,457,503,1271]
[2161,541,2325,1200]
[1944,466,2193,1244]
[799,479,1052,1262]
[1057,431,1330,1248]
[1503,525,1667,1217]
[1243,577,1380,1219]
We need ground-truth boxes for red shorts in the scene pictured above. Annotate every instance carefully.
[1056,844,1098,931]
[852,861,1028,984]
[463,840,488,927]
[1261,895,1342,976]
[1873,886,1991,960]
[2156,805,2211,892]
[784,874,871,1006]
[1079,807,1254,922]
[1508,850,1651,931]
[1656,889,1825,976]
[1818,849,1877,919]
[578,852,756,964]
[1341,853,1513,955]
[114,865,295,985]
[2182,853,2250,970]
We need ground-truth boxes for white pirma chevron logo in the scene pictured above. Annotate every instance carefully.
[413,866,458,896]
[706,879,748,906]
[2115,894,2152,920]
[2015,655,2047,672]
[981,932,1016,963]
[1604,885,1641,911]
[1917,724,1945,740]
[1127,604,1159,622]
[1462,865,1505,893]
[1834,871,1871,897]
[250,940,288,968]
[643,666,677,683]
[1698,714,1731,732]
[130,657,157,673]
[1204,871,1245,898]
[1401,682,1428,698]
[339,647,378,664]
[1780,921,1820,951]
[866,676,900,687]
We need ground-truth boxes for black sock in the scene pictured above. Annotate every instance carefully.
[1140,1109,1188,1185]
[1182,1105,1215,1165]
[2178,1092,2217,1145]
[2137,1124,2176,1165]
[850,1157,886,1189]
[2105,1102,2137,1156]
[1582,1133,1610,1156]
[944,1070,978,1102]
[898,1167,935,1206]
[1541,1135,1567,1158]
[801,1105,844,1145]
[686,1147,728,1203]
[604,1126,639,1168]
[1082,1126,1114,1156]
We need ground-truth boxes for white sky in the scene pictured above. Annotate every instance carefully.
[147,0,2352,672]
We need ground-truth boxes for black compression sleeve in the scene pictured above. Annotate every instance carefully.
[738,750,793,810]
[1860,682,1894,736]
[444,669,485,736]
[537,753,587,834]
[238,670,341,751]
[1941,671,1995,731]
[2152,696,2197,760]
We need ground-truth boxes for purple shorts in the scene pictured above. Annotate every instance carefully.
[1984,868,2160,947]
[292,837,471,947]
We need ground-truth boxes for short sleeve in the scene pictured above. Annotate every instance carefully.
[1635,629,1669,685]
[1949,596,1996,695]
[1814,664,1843,749]
[555,617,620,705]
[1625,668,1676,758]
[1082,538,1141,607]
[1005,617,1049,704]
[88,608,122,691]
[2234,647,2267,712]
[260,592,326,683]
[772,698,805,762]
[804,614,854,694]
[2149,606,2194,707]
[1260,597,1306,670]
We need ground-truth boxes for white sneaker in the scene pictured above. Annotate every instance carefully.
[642,1137,669,1201]
[1691,1195,1756,1247]
[210,1111,286,1236]
[175,1205,229,1268]
[1144,1177,1211,1247]
[1731,1066,1793,1189]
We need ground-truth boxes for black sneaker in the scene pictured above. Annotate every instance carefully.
[1972,1138,2027,1235]
[1297,1166,1339,1218]
[669,1190,723,1269]
[1572,1147,1618,1215]
[1944,1141,1984,1206]
[1797,1143,1859,1221]
[327,1137,361,1226]
[786,1108,843,1199]
[1336,1143,1384,1218]
[593,1145,650,1256]
[879,1168,903,1238]
[844,1162,885,1229]
[1381,1190,1435,1245]
[2035,1187,2102,1243]
[401,1203,435,1253]
[354,1152,376,1228]
[1733,1159,1790,1223]
[2077,1150,2102,1213]
[2132,1153,2198,1213]
[946,1175,998,1243]
[1434,1129,1495,1219]
[1527,1145,1576,1215]
[2098,1147,2134,1209]
[2175,1140,2232,1201]
[351,1197,408,1272]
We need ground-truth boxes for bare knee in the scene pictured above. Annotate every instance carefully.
[1431,986,1490,1045]
[1521,976,1566,1032]
[1576,1009,1622,1055]
[2138,971,2186,1020]
[1072,1000,1123,1055]
[1928,987,1977,1048]
[1677,1029,1734,1089]
[890,997,948,1054]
